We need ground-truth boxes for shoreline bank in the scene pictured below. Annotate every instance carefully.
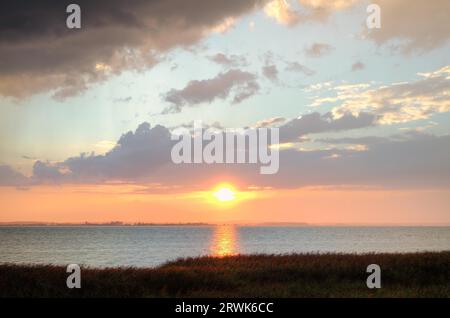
[1,252,449,298]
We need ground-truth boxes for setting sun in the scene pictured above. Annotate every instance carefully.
[213,187,236,202]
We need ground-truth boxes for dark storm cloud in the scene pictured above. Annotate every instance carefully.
[0,0,267,98]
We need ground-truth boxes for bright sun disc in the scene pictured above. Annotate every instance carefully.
[213,187,236,202]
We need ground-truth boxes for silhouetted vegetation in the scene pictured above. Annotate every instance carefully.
[0,252,449,297]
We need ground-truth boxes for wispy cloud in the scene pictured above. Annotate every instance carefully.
[207,53,248,68]
[285,61,316,76]
[304,43,335,58]
[323,65,450,124]
[351,61,365,72]
[163,69,260,113]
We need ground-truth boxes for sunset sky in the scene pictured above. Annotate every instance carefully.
[0,0,449,224]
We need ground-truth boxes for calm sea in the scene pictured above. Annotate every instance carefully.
[0,226,449,267]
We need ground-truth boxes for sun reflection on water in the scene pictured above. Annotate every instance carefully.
[210,225,239,257]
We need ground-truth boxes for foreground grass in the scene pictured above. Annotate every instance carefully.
[0,252,449,297]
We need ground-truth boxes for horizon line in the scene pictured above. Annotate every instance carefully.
[1,221,449,227]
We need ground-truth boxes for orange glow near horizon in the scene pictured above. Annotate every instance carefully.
[0,184,449,225]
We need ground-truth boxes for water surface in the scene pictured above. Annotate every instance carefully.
[0,226,448,267]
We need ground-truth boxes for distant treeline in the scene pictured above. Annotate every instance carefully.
[0,222,211,227]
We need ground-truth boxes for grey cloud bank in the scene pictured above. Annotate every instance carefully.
[1,113,449,190]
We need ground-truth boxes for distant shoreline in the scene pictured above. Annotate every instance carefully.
[0,222,212,227]
[1,252,449,297]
